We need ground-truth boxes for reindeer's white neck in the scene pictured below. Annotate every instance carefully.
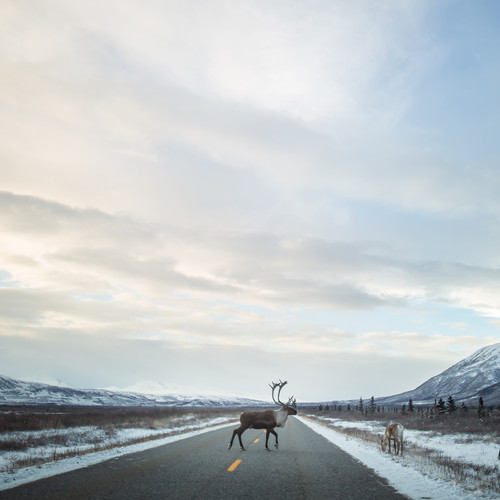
[275,407,288,428]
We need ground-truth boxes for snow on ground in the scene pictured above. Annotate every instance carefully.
[0,419,235,491]
[299,416,499,500]
[311,416,500,466]
[1,414,499,499]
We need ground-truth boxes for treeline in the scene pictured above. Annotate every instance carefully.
[308,396,500,434]
[312,395,496,419]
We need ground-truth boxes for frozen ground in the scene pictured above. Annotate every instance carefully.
[1,415,498,499]
[299,416,499,500]
[0,418,235,491]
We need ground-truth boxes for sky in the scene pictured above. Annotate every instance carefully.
[1,0,500,402]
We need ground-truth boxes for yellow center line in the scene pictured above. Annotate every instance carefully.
[253,438,259,443]
[227,459,242,472]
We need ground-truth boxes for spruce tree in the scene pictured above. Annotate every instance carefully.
[408,398,414,412]
[369,396,376,414]
[446,395,457,414]
[478,397,485,419]
[359,397,364,414]
[437,397,446,414]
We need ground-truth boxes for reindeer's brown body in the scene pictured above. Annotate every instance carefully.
[240,409,278,429]
[381,422,404,456]
[228,381,297,451]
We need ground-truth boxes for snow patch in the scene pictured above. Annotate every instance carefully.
[299,416,499,500]
[0,419,235,491]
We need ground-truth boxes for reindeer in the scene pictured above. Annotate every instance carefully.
[228,380,297,451]
[381,422,404,456]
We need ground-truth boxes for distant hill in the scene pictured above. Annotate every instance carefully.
[3,343,499,409]
[303,343,500,409]
[376,343,500,407]
[0,375,265,407]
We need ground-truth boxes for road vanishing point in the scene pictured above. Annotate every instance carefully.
[1,417,408,499]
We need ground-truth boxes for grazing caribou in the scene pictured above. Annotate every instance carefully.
[228,380,297,451]
[381,422,404,456]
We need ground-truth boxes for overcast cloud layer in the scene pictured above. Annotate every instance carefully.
[1,1,499,401]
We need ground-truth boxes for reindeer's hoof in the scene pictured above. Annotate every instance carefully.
[228,444,232,450]
[240,447,246,451]
[274,444,279,449]
[265,447,271,451]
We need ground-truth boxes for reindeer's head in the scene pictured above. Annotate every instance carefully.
[270,380,298,415]
[381,437,386,452]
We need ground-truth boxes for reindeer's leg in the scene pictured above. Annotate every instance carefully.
[265,429,271,451]
[237,428,246,451]
[229,426,246,451]
[270,428,279,449]
[228,428,238,449]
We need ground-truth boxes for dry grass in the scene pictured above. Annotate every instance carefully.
[305,404,500,436]
[0,405,230,432]
[304,408,500,497]
[0,405,239,473]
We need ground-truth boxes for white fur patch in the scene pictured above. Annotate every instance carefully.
[275,408,288,428]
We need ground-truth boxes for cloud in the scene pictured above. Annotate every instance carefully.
[36,0,430,123]
[358,331,497,361]
[4,191,500,314]
[3,0,492,228]
[2,2,500,398]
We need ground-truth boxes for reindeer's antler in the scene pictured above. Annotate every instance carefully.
[269,380,286,405]
[269,380,294,406]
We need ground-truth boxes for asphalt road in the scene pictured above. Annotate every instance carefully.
[1,417,408,500]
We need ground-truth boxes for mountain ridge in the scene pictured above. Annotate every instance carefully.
[0,375,266,407]
[307,343,500,408]
[1,343,499,407]
[374,343,500,407]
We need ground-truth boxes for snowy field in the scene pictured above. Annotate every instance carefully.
[299,415,499,500]
[0,417,236,491]
[1,414,499,499]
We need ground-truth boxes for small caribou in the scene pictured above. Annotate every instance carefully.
[381,422,404,456]
[228,380,297,451]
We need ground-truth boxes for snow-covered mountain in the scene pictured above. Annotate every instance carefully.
[0,375,265,407]
[378,343,500,407]
[3,344,499,408]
